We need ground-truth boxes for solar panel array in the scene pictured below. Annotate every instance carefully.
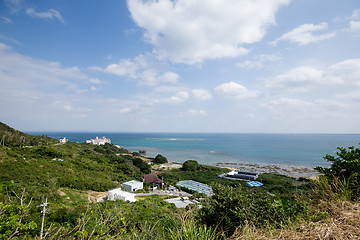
[176,180,213,196]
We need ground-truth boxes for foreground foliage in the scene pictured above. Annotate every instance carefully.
[315,144,360,200]
[199,184,308,236]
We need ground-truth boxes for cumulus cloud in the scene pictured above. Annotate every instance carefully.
[127,0,290,64]
[179,109,208,117]
[265,97,313,109]
[328,59,360,86]
[26,8,64,24]
[105,55,179,85]
[349,20,360,31]
[215,82,259,99]
[272,22,336,46]
[265,59,360,92]
[191,89,212,100]
[268,66,323,91]
[237,54,281,69]
[166,91,190,104]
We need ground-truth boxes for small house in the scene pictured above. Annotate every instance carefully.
[143,174,165,188]
[122,180,143,192]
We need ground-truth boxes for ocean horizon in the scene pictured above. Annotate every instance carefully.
[29,132,359,173]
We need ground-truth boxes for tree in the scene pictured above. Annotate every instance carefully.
[182,160,199,171]
[154,154,168,164]
[132,158,151,174]
[315,144,360,199]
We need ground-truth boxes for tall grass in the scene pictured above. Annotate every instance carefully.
[314,175,354,202]
[167,210,222,240]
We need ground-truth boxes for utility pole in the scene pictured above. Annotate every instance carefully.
[1,135,5,146]
[39,198,48,240]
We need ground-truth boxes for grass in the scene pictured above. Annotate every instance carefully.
[59,188,89,204]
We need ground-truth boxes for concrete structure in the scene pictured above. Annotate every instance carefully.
[176,180,213,196]
[108,188,136,202]
[165,197,202,208]
[86,136,111,145]
[219,170,259,181]
[122,180,143,192]
[59,137,68,144]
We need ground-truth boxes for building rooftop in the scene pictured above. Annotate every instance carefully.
[176,180,213,196]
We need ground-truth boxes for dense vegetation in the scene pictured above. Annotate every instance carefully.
[153,154,168,164]
[0,122,359,239]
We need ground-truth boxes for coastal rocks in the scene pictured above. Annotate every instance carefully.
[215,162,319,178]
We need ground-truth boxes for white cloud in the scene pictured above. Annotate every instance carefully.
[237,54,281,69]
[89,78,106,84]
[119,107,132,114]
[191,89,212,100]
[349,20,360,31]
[105,58,138,77]
[26,8,64,24]
[127,0,290,64]
[264,58,360,95]
[5,0,24,13]
[350,9,360,20]
[272,22,336,46]
[179,109,208,117]
[166,91,189,104]
[265,97,313,109]
[105,54,179,86]
[328,59,360,86]
[269,66,323,90]
[215,82,259,99]
[1,16,12,24]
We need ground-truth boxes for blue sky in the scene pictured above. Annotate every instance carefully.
[0,0,360,133]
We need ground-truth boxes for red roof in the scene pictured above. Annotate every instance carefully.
[143,174,162,184]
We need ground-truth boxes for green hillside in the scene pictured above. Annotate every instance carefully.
[0,122,359,239]
[0,122,151,195]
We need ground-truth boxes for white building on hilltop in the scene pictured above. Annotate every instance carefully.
[122,180,143,192]
[59,137,68,144]
[108,188,136,202]
[86,136,111,145]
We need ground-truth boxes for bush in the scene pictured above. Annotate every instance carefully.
[315,144,360,200]
[182,160,199,171]
[198,184,307,236]
[154,154,168,164]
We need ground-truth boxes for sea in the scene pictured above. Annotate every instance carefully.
[29,132,359,173]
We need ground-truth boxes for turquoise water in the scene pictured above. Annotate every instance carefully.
[30,132,360,168]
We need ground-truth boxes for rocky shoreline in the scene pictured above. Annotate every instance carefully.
[214,162,320,178]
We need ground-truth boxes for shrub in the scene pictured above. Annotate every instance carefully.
[154,154,168,164]
[182,160,199,171]
[198,184,307,236]
[315,144,360,200]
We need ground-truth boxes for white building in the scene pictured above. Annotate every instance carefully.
[122,180,143,192]
[59,137,68,144]
[85,136,111,145]
[108,188,136,202]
